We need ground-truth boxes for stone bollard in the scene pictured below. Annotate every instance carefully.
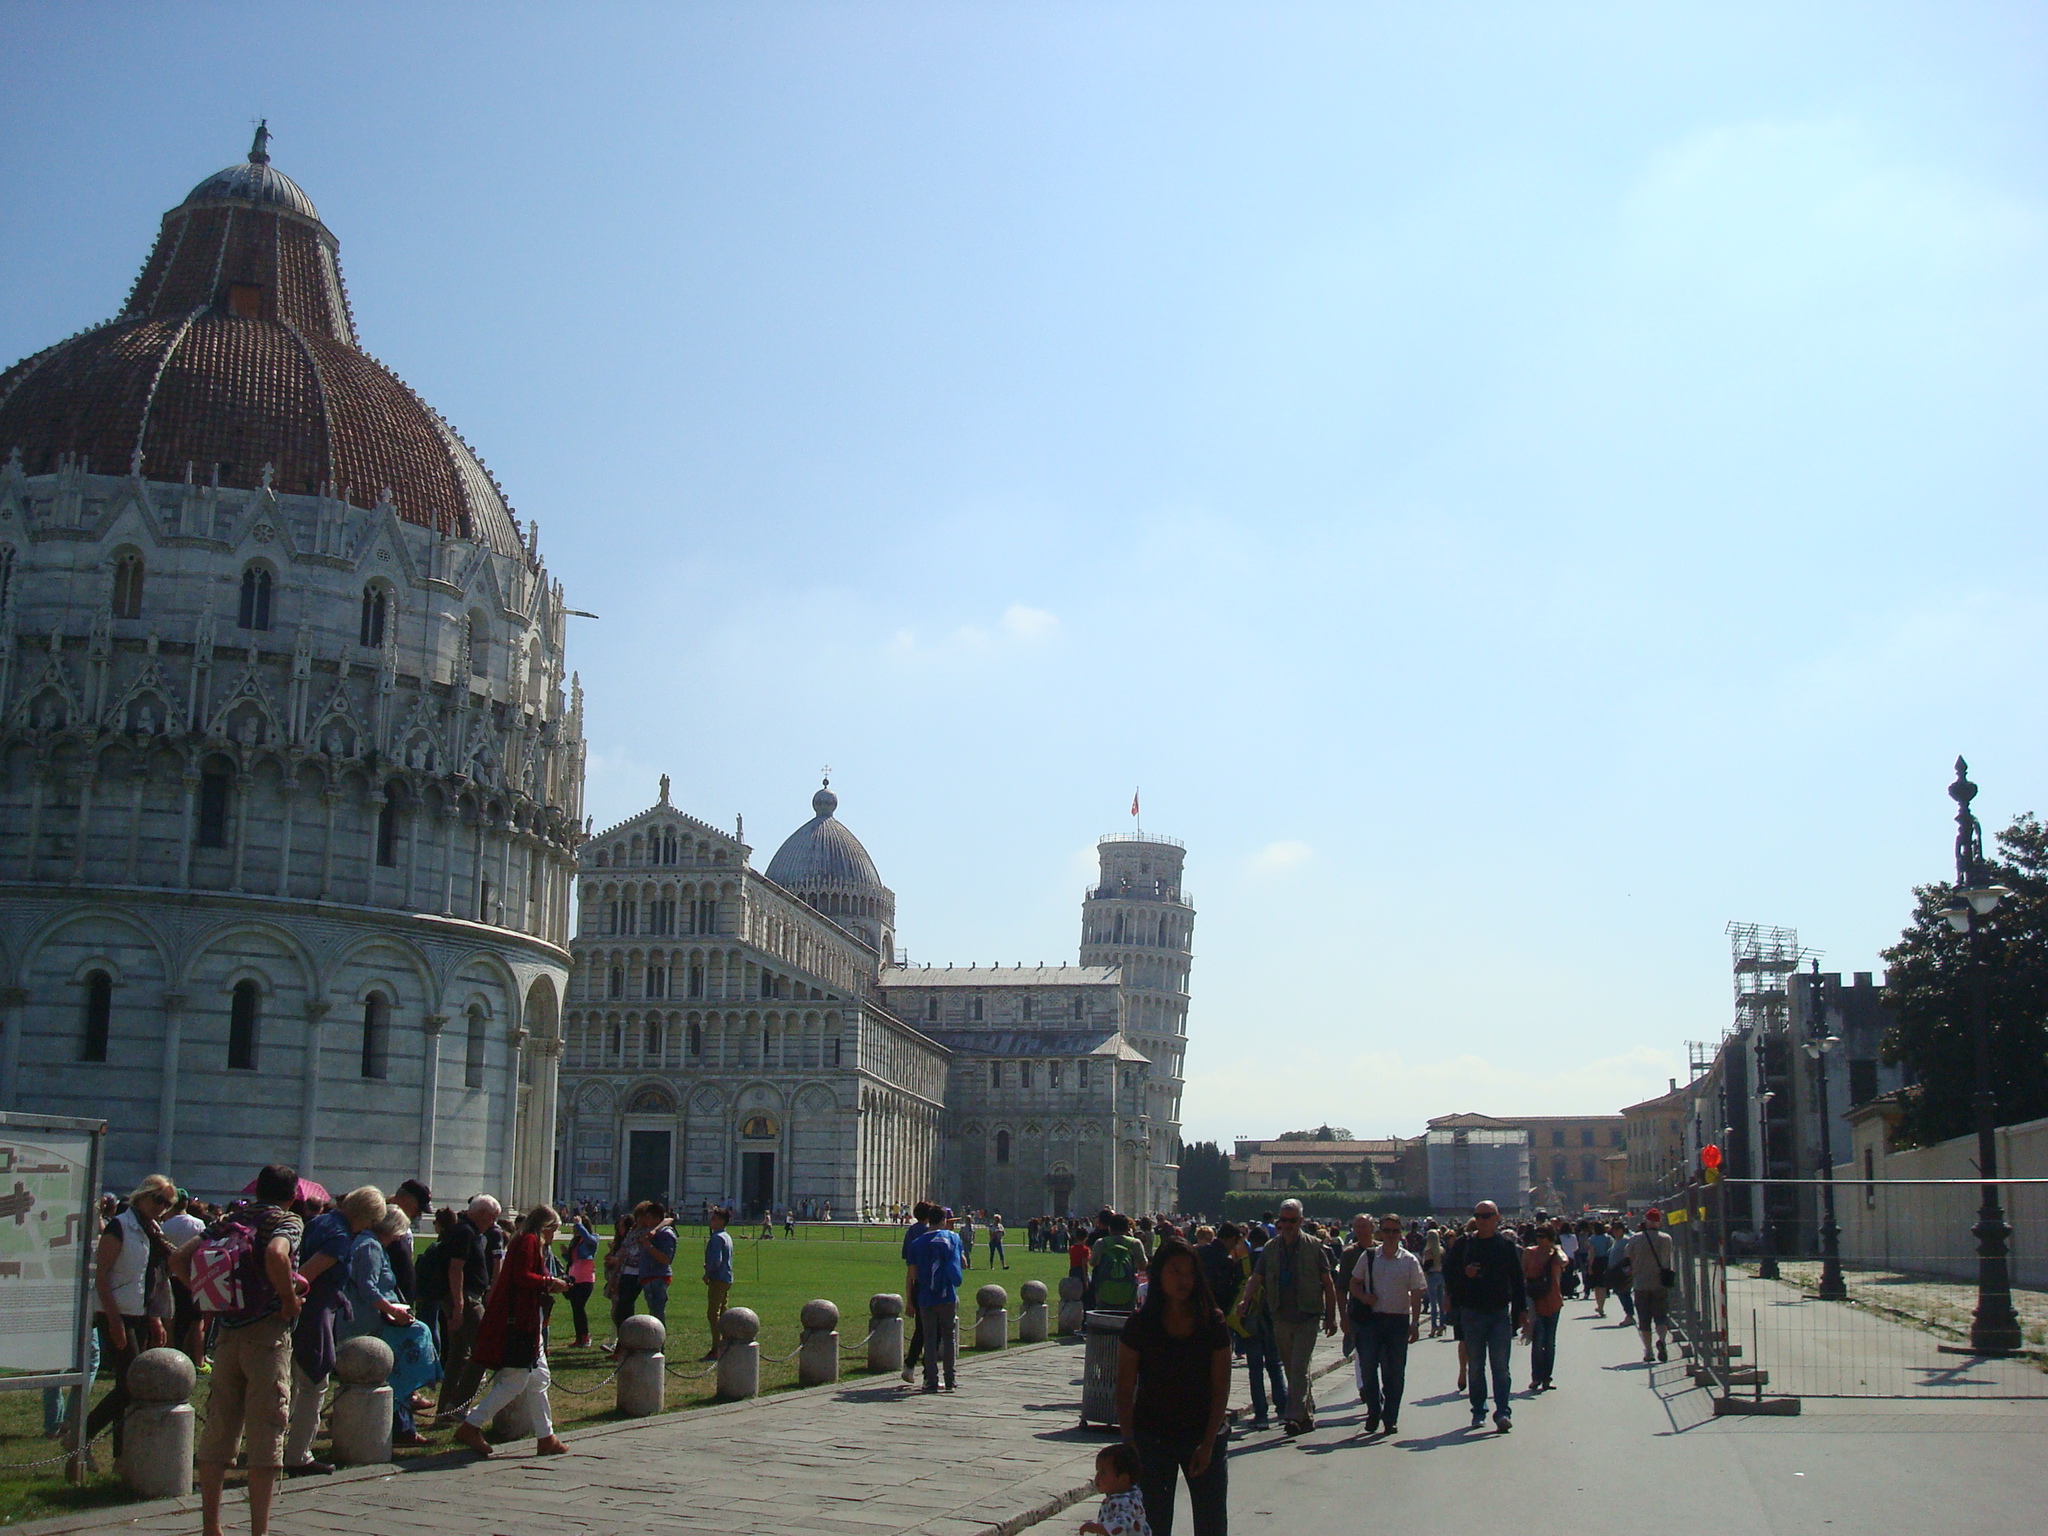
[1019,1279,1049,1343]
[716,1307,760,1401]
[329,1336,395,1467]
[867,1293,905,1375]
[798,1299,840,1387]
[118,1347,194,1498]
[1057,1275,1086,1336]
[615,1314,667,1419]
[974,1284,1009,1351]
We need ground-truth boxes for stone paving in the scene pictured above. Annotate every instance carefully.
[16,1332,1348,1536]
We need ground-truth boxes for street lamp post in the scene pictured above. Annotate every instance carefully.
[1756,1076,1779,1280]
[1940,758,2023,1356]
[1804,959,1846,1300]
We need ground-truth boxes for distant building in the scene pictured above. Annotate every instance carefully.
[557,781,1190,1217]
[1423,1121,1529,1212]
[1226,1137,1407,1196]
[1425,1113,1625,1213]
[1619,1080,1695,1201]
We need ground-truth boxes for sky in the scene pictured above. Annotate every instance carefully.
[5,4,2046,1145]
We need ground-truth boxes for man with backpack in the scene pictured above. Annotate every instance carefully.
[1090,1213,1146,1312]
[172,1164,304,1536]
[905,1209,965,1392]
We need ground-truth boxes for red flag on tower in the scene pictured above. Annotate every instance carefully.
[1131,788,1140,818]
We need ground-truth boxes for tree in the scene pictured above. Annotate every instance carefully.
[1176,1139,1230,1214]
[1276,1125,1353,1142]
[1881,812,2048,1147]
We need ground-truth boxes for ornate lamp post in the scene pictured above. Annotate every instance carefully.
[1939,758,2023,1356]
[1755,1076,1780,1280]
[1802,960,1846,1300]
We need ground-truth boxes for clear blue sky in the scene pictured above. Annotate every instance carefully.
[7,4,2045,1143]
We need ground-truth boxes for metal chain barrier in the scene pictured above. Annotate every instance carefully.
[663,1357,721,1380]
[0,1422,114,1473]
[546,1366,621,1397]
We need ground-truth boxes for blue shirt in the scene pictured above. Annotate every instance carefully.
[908,1227,964,1307]
[899,1220,928,1266]
[302,1211,353,1268]
[704,1228,734,1284]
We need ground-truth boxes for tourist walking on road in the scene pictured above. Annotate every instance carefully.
[1587,1220,1614,1317]
[899,1202,933,1381]
[455,1205,571,1459]
[1348,1213,1427,1435]
[702,1206,734,1361]
[1093,1213,1147,1312]
[1420,1224,1446,1336]
[961,1211,976,1269]
[1522,1223,1566,1392]
[906,1209,965,1392]
[176,1164,304,1536]
[1444,1201,1526,1433]
[1118,1238,1230,1536]
[1626,1209,1676,1363]
[1237,1198,1337,1437]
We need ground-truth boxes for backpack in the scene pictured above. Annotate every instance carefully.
[187,1209,277,1320]
[1094,1235,1140,1308]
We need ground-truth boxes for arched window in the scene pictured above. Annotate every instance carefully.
[237,565,273,630]
[228,980,260,1070]
[468,613,488,678]
[989,1061,1001,1089]
[688,1022,703,1057]
[464,1007,487,1088]
[112,552,144,619]
[81,971,112,1062]
[359,584,387,647]
[608,966,624,999]
[376,783,402,868]
[995,1129,1012,1165]
[645,1020,661,1054]
[360,993,390,1079]
[195,763,232,849]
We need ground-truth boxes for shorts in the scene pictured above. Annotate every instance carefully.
[1632,1287,1670,1325]
[198,1315,293,1470]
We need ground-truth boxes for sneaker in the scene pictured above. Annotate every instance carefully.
[1382,1420,1398,1435]
[1493,1412,1512,1433]
[1249,1417,1270,1431]
[1470,1410,1486,1430]
[284,1459,335,1477]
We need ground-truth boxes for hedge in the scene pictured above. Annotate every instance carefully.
[1216,1190,1434,1223]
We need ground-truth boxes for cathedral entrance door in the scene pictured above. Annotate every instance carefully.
[741,1151,776,1216]
[627,1130,671,1206]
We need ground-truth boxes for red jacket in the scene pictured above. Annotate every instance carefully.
[472,1232,549,1369]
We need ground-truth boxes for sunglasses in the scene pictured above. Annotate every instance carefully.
[1276,1215,1301,1224]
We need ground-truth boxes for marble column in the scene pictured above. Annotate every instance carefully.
[418,1013,447,1194]
[297,1002,330,1174]
[156,992,187,1171]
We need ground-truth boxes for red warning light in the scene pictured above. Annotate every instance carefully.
[1701,1143,1723,1169]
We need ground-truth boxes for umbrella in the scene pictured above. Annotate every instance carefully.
[241,1175,331,1204]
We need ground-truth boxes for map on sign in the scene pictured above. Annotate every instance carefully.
[0,1128,95,1375]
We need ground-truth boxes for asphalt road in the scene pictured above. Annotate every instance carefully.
[1216,1302,2048,1536]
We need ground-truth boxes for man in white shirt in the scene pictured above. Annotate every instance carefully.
[1346,1212,1428,1436]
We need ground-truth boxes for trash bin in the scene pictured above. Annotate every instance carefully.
[1080,1309,1130,1430]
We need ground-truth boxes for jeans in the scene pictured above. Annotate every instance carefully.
[611,1275,644,1328]
[1135,1430,1228,1536]
[1460,1306,1513,1420]
[1617,1283,1636,1322]
[1243,1325,1286,1423]
[1269,1314,1321,1425]
[1424,1272,1445,1329]
[919,1300,957,1388]
[989,1236,1007,1267]
[1529,1310,1559,1386]
[565,1281,594,1340]
[905,1305,924,1370]
[43,1323,100,1435]
[640,1278,670,1322]
[1352,1312,1410,1425]
[85,1315,149,1455]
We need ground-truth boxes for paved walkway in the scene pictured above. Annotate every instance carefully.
[17,1331,1348,1536]
[1226,1302,2048,1536]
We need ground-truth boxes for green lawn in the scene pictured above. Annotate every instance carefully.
[0,1225,1070,1526]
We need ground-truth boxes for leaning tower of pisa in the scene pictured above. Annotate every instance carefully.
[1079,832,1193,1211]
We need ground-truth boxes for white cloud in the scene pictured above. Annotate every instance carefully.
[1246,839,1314,876]
[884,603,1061,665]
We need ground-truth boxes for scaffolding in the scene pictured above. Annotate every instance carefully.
[1726,921,1802,1039]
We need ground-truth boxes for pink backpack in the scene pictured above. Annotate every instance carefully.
[187,1210,276,1319]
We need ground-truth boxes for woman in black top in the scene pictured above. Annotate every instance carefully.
[1116,1237,1232,1536]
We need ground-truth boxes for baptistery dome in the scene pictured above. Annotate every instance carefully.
[766,782,895,957]
[0,125,520,556]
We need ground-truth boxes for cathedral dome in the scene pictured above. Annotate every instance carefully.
[0,126,523,558]
[766,783,885,892]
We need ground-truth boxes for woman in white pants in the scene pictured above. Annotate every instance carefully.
[454,1205,570,1457]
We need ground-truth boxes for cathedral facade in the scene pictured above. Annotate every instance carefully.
[557,783,1191,1216]
[0,134,581,1204]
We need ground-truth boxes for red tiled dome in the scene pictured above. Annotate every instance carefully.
[0,130,523,558]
